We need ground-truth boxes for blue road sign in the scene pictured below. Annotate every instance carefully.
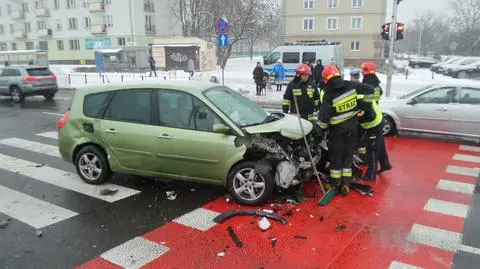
[218,34,229,47]
[215,17,229,34]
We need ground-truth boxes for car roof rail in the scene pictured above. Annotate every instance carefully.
[283,40,341,46]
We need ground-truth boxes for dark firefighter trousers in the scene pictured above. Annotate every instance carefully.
[327,117,358,186]
[359,120,391,179]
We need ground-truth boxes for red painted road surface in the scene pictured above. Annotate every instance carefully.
[78,137,479,269]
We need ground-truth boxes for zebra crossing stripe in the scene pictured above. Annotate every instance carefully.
[0,153,140,203]
[0,185,78,229]
[35,131,59,140]
[0,138,60,158]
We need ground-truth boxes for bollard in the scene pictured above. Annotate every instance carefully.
[68,74,71,84]
[141,75,144,81]
[121,75,124,82]
[102,75,105,83]
[405,69,409,79]
[432,71,434,80]
[84,74,87,84]
[164,76,167,80]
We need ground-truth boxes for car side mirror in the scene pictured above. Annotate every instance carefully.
[213,123,231,134]
[407,98,417,105]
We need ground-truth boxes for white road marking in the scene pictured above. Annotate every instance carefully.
[437,179,475,195]
[406,224,480,256]
[42,112,64,116]
[424,198,469,218]
[0,153,140,202]
[446,165,480,178]
[36,131,58,140]
[0,185,78,229]
[0,138,60,158]
[173,208,220,231]
[459,145,480,153]
[388,260,423,269]
[101,237,169,269]
[453,154,480,164]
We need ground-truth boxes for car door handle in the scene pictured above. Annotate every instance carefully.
[105,128,118,134]
[157,133,171,139]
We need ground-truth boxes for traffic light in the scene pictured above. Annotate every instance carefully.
[381,23,390,40]
[396,22,405,40]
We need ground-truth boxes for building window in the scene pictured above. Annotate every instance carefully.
[38,41,49,50]
[0,7,2,16]
[56,20,62,31]
[303,18,314,31]
[350,41,360,51]
[25,41,34,50]
[37,20,46,30]
[105,0,111,4]
[69,39,80,50]
[103,15,113,27]
[66,0,75,9]
[68,18,77,30]
[54,0,60,9]
[35,0,46,9]
[351,17,362,29]
[57,40,64,50]
[25,22,31,32]
[10,24,14,34]
[22,2,29,13]
[84,17,91,28]
[11,43,17,51]
[328,0,339,8]
[352,0,363,8]
[0,43,7,51]
[327,18,338,30]
[118,37,126,46]
[303,0,315,9]
[7,4,11,15]
[0,25,4,35]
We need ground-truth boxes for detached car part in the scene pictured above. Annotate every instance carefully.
[213,209,289,225]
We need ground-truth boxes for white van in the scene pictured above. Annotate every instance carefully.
[262,40,344,81]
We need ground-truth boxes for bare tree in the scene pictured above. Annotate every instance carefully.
[450,0,480,55]
[169,0,212,37]
[412,11,445,55]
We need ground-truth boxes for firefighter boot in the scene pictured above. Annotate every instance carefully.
[294,183,310,203]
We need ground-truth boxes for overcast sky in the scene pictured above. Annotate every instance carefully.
[386,0,453,23]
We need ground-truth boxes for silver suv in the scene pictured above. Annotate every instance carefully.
[0,66,58,103]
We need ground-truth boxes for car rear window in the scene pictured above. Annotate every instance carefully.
[83,92,110,118]
[26,68,53,76]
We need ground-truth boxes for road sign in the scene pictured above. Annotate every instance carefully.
[215,17,229,34]
[218,34,229,47]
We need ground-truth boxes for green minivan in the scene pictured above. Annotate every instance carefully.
[58,81,321,205]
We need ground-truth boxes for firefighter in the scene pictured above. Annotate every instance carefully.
[317,65,374,193]
[360,61,382,103]
[360,61,392,175]
[282,64,320,121]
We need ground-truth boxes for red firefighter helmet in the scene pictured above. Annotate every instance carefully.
[296,63,312,76]
[322,64,341,83]
[360,61,377,75]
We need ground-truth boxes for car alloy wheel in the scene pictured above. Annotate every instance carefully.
[382,116,395,136]
[458,71,468,79]
[78,152,103,182]
[10,87,23,103]
[233,168,266,201]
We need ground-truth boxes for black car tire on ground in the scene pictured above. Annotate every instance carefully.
[227,161,275,206]
[383,115,396,136]
[75,145,111,185]
[44,93,55,100]
[10,86,24,103]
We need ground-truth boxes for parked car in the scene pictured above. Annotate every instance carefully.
[443,58,480,77]
[380,83,480,141]
[57,81,325,205]
[0,66,58,103]
[448,60,480,79]
[430,57,463,73]
[408,57,437,69]
[438,58,478,75]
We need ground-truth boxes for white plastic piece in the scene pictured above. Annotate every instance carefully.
[258,217,271,231]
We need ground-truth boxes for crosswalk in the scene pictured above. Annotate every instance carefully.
[0,130,141,230]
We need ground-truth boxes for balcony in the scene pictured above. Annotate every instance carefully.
[11,10,25,20]
[38,28,53,37]
[88,2,105,12]
[13,30,26,39]
[145,25,156,35]
[144,3,155,12]
[35,7,50,17]
[91,24,106,35]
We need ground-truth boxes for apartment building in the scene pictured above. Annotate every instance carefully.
[0,0,181,64]
[283,0,387,66]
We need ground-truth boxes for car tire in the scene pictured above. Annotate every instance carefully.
[74,145,111,185]
[44,93,55,100]
[382,115,396,136]
[414,64,420,69]
[227,161,274,206]
[458,71,469,79]
[10,86,24,103]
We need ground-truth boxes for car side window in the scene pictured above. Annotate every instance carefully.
[415,87,457,104]
[459,88,480,105]
[282,52,300,64]
[106,89,152,124]
[157,89,223,132]
[83,92,111,118]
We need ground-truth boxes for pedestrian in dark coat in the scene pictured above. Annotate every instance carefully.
[313,59,324,87]
[253,62,264,96]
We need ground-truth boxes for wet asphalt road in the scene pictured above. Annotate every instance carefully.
[0,90,224,269]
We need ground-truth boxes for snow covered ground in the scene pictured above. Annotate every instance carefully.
[51,57,480,105]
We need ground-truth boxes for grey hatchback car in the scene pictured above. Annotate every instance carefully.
[0,66,58,103]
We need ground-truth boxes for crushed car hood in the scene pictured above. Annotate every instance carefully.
[243,114,313,140]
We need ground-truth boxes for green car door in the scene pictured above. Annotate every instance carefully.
[98,88,158,172]
[152,89,243,183]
